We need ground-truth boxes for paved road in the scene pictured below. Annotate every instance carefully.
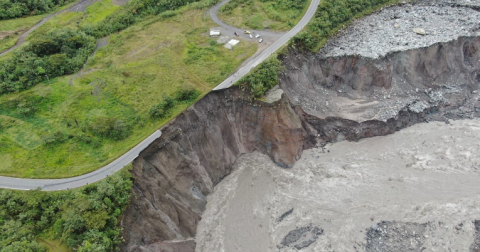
[213,0,321,90]
[0,0,320,191]
[0,130,161,191]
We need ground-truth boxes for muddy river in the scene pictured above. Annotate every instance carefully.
[195,119,480,252]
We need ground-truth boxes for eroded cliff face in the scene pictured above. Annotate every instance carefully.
[121,90,314,252]
[280,36,480,122]
[121,36,480,252]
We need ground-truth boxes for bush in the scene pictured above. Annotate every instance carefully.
[174,88,201,102]
[149,96,175,119]
[87,117,130,141]
[0,28,96,94]
[239,57,281,98]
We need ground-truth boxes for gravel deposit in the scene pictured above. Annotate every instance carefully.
[195,119,480,251]
[319,0,480,58]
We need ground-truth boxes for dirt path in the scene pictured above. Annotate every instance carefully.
[0,0,101,57]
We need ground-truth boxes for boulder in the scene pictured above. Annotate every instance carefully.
[412,28,426,35]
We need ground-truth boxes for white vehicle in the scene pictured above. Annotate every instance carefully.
[255,34,260,38]
[259,38,263,43]
[249,34,253,39]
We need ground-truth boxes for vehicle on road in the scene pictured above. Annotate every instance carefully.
[249,34,253,39]
[234,32,239,36]
[244,30,251,34]
[259,38,263,43]
[255,34,260,38]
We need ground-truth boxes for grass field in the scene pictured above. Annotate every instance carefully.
[218,0,309,31]
[0,4,257,178]
[38,238,72,252]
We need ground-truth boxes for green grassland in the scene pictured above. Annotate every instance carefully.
[218,0,309,31]
[38,238,72,252]
[82,0,121,25]
[0,4,257,178]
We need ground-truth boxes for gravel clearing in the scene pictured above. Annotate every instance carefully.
[195,119,480,251]
[319,0,480,58]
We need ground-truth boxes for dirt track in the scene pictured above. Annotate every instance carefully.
[0,0,125,56]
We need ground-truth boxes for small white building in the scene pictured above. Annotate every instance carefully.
[224,39,240,50]
[210,30,221,37]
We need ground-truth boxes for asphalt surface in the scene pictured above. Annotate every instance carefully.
[0,130,161,191]
[0,0,320,190]
[213,0,321,90]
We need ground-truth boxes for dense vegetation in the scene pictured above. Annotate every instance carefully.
[0,0,74,20]
[238,57,281,98]
[293,0,400,51]
[218,0,308,31]
[0,28,96,94]
[149,88,201,119]
[0,168,133,251]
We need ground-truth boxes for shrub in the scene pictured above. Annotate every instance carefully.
[149,96,175,119]
[86,117,130,141]
[239,57,281,98]
[174,88,201,102]
[0,28,96,94]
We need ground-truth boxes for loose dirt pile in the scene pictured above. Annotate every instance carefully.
[195,119,480,251]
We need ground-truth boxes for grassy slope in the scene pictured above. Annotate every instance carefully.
[0,2,257,178]
[218,0,309,31]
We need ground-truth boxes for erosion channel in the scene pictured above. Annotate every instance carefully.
[120,1,480,251]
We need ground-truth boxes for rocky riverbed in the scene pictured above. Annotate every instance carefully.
[195,119,480,252]
[319,0,480,58]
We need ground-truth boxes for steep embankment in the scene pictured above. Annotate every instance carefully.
[121,89,314,251]
[121,35,480,251]
[281,36,480,123]
[120,1,480,250]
